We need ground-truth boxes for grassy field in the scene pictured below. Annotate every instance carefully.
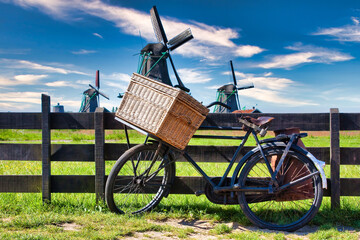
[0,129,360,239]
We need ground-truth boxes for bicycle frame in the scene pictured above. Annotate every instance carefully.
[116,116,327,194]
[181,129,299,194]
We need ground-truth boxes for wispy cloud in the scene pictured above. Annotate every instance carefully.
[177,68,212,83]
[0,48,31,55]
[102,72,131,82]
[7,0,263,61]
[208,72,317,106]
[45,80,81,88]
[0,102,35,110]
[257,44,353,69]
[93,32,103,39]
[0,58,89,75]
[71,49,97,55]
[235,45,265,57]
[0,91,44,104]
[313,17,360,42]
[0,74,47,87]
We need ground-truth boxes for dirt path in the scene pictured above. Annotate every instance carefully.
[124,219,359,240]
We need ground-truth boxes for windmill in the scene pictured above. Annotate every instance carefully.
[137,6,193,92]
[79,70,110,112]
[214,61,254,113]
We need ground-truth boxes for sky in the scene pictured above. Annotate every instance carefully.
[0,0,360,113]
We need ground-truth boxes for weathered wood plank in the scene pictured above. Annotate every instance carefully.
[51,144,94,162]
[104,112,124,129]
[0,144,41,161]
[340,148,360,165]
[95,108,105,201]
[2,175,356,197]
[103,112,330,131]
[201,113,330,131]
[51,175,96,193]
[42,94,51,202]
[0,175,41,192]
[340,113,360,131]
[0,113,41,129]
[340,178,360,196]
[330,108,340,209]
[6,143,355,166]
[50,113,94,129]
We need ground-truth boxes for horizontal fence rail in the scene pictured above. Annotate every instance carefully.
[0,94,359,208]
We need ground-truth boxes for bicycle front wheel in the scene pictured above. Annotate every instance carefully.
[238,147,323,231]
[105,143,175,214]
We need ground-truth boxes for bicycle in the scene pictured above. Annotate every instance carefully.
[106,5,327,231]
[105,114,327,232]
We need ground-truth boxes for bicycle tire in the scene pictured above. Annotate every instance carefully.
[237,147,323,231]
[105,143,175,214]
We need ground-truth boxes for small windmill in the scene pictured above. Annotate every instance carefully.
[214,61,254,113]
[79,70,109,112]
[137,6,193,92]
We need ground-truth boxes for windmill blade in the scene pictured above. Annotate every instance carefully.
[230,60,237,86]
[98,90,110,100]
[95,70,100,89]
[150,6,168,44]
[89,84,110,100]
[237,83,254,90]
[168,28,193,51]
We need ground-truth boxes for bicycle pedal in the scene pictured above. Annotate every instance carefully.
[195,190,204,196]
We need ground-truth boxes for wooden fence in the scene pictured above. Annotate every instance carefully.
[1,94,359,208]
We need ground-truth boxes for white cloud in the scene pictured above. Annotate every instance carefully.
[258,44,353,69]
[7,0,263,61]
[0,102,34,110]
[14,74,47,82]
[207,73,317,107]
[177,68,212,83]
[0,58,90,75]
[71,49,97,55]
[45,80,80,88]
[0,91,45,104]
[222,71,252,78]
[235,45,265,57]
[240,88,318,106]
[313,17,360,42]
[51,98,80,108]
[102,72,131,82]
[105,81,128,91]
[264,72,272,77]
[93,32,103,39]
[0,74,47,87]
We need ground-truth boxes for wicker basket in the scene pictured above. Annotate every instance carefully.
[116,73,209,150]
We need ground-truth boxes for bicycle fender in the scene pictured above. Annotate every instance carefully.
[231,142,327,189]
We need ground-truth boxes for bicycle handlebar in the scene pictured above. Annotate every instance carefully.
[205,101,231,109]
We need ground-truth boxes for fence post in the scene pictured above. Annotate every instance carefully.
[330,108,340,209]
[95,107,105,202]
[41,94,51,203]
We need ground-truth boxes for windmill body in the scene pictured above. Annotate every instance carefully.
[214,61,255,113]
[136,6,193,92]
[79,70,109,112]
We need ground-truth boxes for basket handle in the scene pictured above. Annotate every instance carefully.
[172,113,192,125]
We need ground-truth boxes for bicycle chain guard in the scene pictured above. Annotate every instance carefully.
[204,177,238,205]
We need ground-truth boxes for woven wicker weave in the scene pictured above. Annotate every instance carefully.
[116,73,209,150]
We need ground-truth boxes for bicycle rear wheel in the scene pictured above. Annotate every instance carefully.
[105,143,175,214]
[238,147,323,231]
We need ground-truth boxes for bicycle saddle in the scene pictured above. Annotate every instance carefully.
[244,116,274,127]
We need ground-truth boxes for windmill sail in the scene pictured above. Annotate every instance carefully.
[138,6,192,92]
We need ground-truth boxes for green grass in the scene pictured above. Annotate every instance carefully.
[0,129,359,238]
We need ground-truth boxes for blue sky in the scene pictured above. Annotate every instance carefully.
[1,0,360,113]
